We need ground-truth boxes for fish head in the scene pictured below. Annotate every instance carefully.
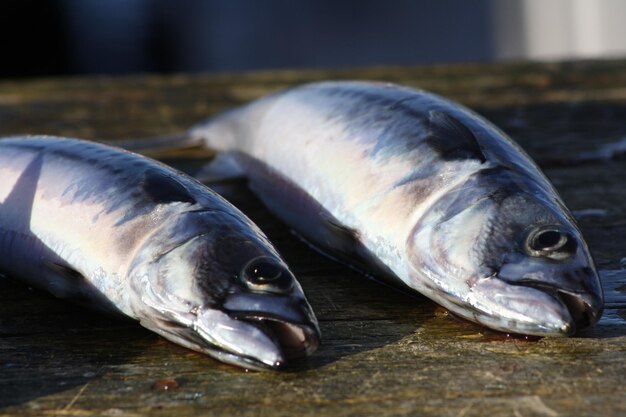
[409,167,603,336]
[131,211,320,370]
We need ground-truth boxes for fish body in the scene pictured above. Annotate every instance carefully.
[190,81,604,336]
[0,136,319,370]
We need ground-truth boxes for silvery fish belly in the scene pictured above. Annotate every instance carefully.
[0,136,319,370]
[190,81,604,336]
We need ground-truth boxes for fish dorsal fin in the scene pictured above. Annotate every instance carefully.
[143,168,197,204]
[427,110,487,163]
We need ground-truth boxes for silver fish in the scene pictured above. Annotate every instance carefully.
[0,136,319,370]
[188,81,604,336]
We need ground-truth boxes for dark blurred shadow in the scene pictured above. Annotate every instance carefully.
[0,282,149,408]
[0,1,69,78]
[0,0,495,78]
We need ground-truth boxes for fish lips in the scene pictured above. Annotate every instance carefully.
[470,273,603,336]
[495,260,604,334]
[140,294,320,371]
[221,292,321,366]
[499,279,602,335]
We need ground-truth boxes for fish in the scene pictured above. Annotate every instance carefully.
[182,80,604,336]
[0,135,320,370]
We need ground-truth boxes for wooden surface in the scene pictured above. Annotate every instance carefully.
[1,60,626,416]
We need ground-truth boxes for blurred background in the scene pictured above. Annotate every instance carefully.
[2,0,626,78]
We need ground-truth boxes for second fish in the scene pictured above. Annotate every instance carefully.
[189,81,604,336]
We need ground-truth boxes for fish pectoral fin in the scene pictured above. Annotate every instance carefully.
[318,212,361,256]
[45,261,86,282]
[43,260,124,315]
[195,152,247,183]
[427,110,487,163]
[321,213,360,242]
[296,213,399,283]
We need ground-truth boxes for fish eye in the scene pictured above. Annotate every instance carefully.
[240,257,293,293]
[532,230,565,251]
[525,226,577,260]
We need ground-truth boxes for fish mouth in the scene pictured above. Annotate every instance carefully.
[177,291,322,371]
[508,281,602,335]
[220,292,321,369]
[232,313,320,364]
[464,276,602,337]
[147,308,320,372]
[196,310,320,371]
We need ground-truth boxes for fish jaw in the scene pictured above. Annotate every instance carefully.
[463,276,578,336]
[464,266,602,336]
[495,254,604,333]
[195,309,287,370]
[149,286,322,371]
[222,292,321,360]
[135,298,320,371]
[133,307,282,370]
[198,305,320,370]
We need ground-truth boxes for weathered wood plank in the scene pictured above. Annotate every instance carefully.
[1,60,626,417]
